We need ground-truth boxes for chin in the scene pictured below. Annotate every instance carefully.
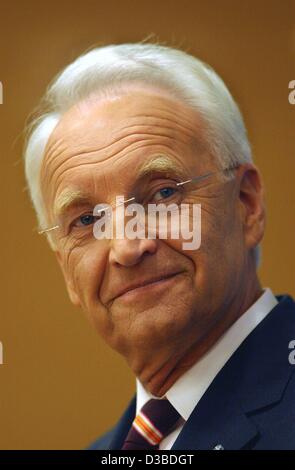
[122,306,195,350]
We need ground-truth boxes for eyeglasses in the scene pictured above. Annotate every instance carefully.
[37,164,239,236]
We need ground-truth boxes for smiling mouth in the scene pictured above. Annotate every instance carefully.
[115,271,184,302]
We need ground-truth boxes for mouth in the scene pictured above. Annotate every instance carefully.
[113,271,184,303]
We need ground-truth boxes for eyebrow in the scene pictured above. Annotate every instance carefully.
[53,155,189,218]
[54,189,92,219]
[135,155,189,182]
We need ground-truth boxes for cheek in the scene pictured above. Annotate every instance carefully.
[65,245,107,309]
[169,202,239,289]
[66,247,116,338]
[192,206,244,294]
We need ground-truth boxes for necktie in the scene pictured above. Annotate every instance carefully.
[121,398,181,450]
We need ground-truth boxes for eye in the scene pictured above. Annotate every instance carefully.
[152,186,179,202]
[73,213,96,228]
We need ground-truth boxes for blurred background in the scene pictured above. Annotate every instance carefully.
[0,0,294,449]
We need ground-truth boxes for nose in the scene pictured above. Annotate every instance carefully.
[109,237,158,267]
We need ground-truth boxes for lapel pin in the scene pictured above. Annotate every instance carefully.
[213,444,224,450]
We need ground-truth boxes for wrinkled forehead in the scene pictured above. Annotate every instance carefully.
[40,86,213,218]
[43,86,207,158]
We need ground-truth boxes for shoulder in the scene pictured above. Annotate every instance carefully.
[85,396,137,450]
[87,428,116,450]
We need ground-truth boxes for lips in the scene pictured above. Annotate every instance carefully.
[110,271,183,302]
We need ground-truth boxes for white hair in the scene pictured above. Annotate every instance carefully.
[23,42,260,264]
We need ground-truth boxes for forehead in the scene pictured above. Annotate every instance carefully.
[44,87,205,155]
[41,86,212,215]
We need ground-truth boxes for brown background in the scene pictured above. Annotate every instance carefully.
[0,0,294,450]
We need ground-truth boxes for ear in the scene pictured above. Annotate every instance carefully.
[55,251,81,308]
[237,164,266,250]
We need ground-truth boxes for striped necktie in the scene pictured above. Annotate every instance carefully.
[121,398,181,450]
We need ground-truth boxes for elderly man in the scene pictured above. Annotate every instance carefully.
[24,43,295,450]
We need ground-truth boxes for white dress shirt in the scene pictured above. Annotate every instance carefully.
[136,288,278,450]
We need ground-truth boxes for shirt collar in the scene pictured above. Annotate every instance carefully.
[136,288,278,420]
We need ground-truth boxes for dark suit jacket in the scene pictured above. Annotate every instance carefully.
[89,294,295,450]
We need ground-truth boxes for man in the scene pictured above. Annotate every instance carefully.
[24,43,295,449]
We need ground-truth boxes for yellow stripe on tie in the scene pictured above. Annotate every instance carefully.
[133,412,163,445]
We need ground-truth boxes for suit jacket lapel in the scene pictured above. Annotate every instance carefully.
[172,295,295,450]
[171,360,258,450]
[107,396,136,450]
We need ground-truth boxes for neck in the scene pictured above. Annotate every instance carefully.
[143,276,263,397]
